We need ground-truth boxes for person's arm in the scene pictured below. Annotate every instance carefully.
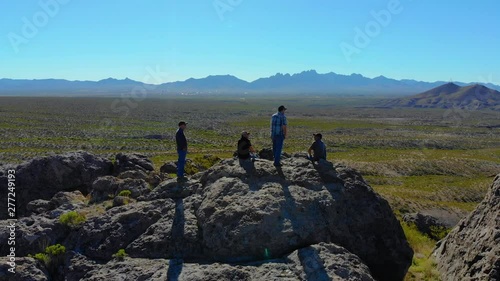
[282,115,288,138]
[181,132,187,151]
[249,145,256,153]
[308,143,315,158]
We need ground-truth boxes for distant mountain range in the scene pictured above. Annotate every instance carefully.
[385,83,500,110]
[1,70,500,96]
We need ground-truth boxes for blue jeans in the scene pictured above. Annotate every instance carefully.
[177,149,187,177]
[272,135,284,165]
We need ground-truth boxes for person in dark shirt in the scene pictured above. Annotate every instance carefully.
[237,131,255,160]
[176,121,188,182]
[308,133,327,162]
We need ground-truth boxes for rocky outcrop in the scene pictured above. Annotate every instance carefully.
[403,212,448,240]
[0,152,413,281]
[160,162,177,174]
[434,174,500,281]
[0,151,113,219]
[0,257,49,281]
[89,176,150,203]
[114,152,155,174]
[66,243,374,281]
[195,155,412,281]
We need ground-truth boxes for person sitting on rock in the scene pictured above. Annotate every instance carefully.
[308,133,326,162]
[237,131,257,162]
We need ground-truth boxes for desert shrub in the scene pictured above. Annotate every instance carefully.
[184,155,221,175]
[112,249,128,260]
[184,162,199,175]
[32,253,50,265]
[401,223,440,280]
[117,190,131,197]
[30,244,66,277]
[196,155,221,169]
[45,244,66,256]
[429,225,450,240]
[59,211,86,228]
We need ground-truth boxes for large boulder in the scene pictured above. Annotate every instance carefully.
[2,152,413,281]
[195,155,412,281]
[0,151,113,219]
[434,174,500,280]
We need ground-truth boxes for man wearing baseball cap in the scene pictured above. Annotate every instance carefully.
[270,105,288,166]
[308,133,327,162]
[176,121,188,182]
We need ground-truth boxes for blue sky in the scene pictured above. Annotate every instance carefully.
[1,0,499,84]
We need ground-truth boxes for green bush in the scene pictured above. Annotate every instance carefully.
[196,155,221,169]
[32,253,50,265]
[430,225,451,240]
[45,244,66,256]
[112,249,128,260]
[117,190,131,197]
[59,211,86,228]
[31,244,66,275]
[184,155,221,175]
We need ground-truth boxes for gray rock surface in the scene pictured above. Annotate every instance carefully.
[195,155,412,281]
[114,152,154,174]
[73,243,374,281]
[0,151,113,219]
[160,161,178,174]
[89,176,151,203]
[1,152,413,281]
[65,199,172,260]
[0,257,49,281]
[434,174,500,281]
[0,215,67,257]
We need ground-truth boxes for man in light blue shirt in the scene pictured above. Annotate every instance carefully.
[270,105,288,166]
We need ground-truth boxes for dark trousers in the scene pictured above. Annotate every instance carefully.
[177,149,187,177]
[272,135,284,165]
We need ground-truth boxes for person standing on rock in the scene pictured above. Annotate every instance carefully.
[176,121,188,182]
[271,105,288,167]
[308,133,327,162]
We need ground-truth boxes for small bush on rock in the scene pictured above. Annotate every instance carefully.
[117,190,131,197]
[59,211,86,228]
[112,249,128,260]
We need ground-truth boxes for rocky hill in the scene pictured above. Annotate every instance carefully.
[385,82,500,110]
[433,174,500,280]
[0,151,413,281]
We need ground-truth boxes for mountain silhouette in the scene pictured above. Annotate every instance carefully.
[1,71,499,96]
[385,83,500,110]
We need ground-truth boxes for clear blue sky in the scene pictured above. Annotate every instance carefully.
[1,0,499,84]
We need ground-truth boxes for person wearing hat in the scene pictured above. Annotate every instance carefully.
[308,133,327,162]
[176,121,188,182]
[270,105,288,167]
[237,131,256,161]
